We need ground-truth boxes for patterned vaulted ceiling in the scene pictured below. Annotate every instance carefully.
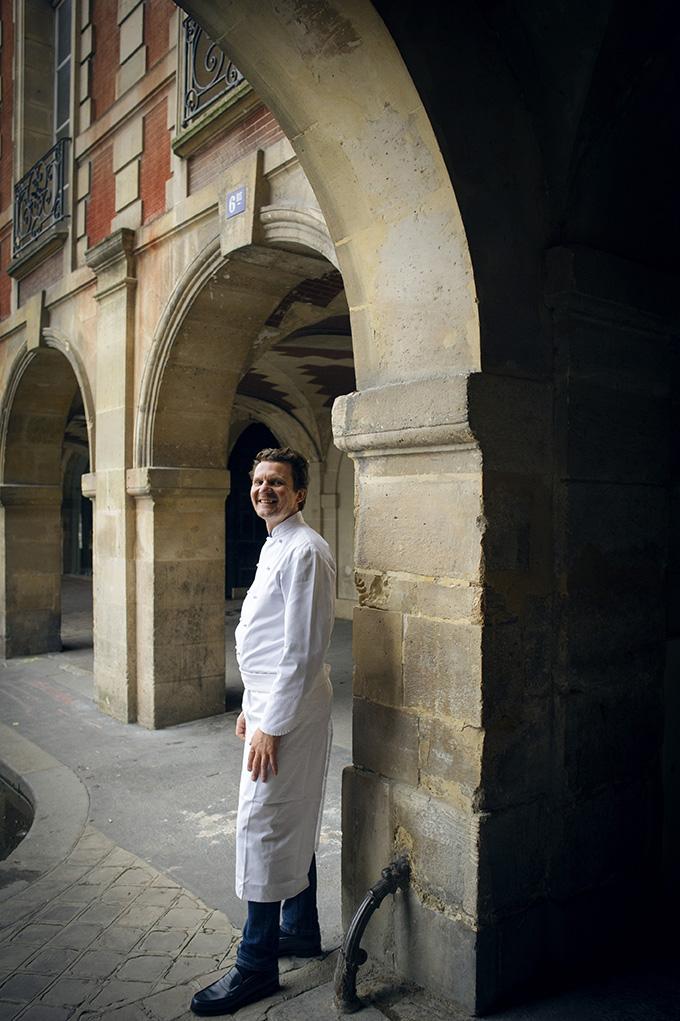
[237,314,355,455]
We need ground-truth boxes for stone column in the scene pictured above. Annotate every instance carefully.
[127,467,230,729]
[85,229,137,722]
[0,484,63,657]
[334,376,486,1009]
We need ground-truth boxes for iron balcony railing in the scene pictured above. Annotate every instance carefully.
[181,15,245,128]
[12,138,69,258]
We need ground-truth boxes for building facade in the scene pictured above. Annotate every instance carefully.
[0,0,678,1014]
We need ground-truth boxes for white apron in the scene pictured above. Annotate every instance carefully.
[235,671,332,902]
[233,513,336,903]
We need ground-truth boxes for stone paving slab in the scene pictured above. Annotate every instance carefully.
[0,821,243,1020]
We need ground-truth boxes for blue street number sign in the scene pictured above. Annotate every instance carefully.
[226,186,246,218]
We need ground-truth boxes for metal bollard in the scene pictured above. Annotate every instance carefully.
[334,855,410,1013]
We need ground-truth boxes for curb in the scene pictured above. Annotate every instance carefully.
[0,722,89,904]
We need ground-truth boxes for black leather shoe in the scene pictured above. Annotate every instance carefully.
[190,966,280,1016]
[277,932,322,958]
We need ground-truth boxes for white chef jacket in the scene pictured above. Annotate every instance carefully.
[234,511,336,902]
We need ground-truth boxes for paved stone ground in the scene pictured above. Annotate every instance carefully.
[0,814,352,1021]
[1,578,679,1019]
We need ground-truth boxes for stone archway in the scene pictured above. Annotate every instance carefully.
[0,336,95,657]
[130,228,351,729]
[145,2,485,1008]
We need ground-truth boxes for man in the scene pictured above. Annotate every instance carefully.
[191,447,336,1016]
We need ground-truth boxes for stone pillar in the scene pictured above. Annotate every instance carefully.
[127,467,230,729]
[0,484,63,657]
[542,246,673,971]
[334,376,486,1010]
[85,229,137,722]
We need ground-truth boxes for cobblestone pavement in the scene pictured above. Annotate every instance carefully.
[0,820,342,1021]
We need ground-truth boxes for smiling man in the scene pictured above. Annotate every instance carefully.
[191,447,336,1016]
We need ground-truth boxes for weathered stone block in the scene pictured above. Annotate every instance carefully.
[119,2,144,63]
[559,377,670,484]
[352,604,402,705]
[403,615,482,726]
[550,776,657,901]
[478,801,548,919]
[482,471,552,581]
[393,893,478,1012]
[353,698,419,785]
[418,714,482,799]
[117,44,146,95]
[341,767,394,957]
[113,117,143,172]
[392,780,478,919]
[138,675,225,729]
[479,706,552,810]
[355,471,482,579]
[560,686,662,795]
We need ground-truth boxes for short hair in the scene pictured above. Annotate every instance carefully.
[250,447,309,508]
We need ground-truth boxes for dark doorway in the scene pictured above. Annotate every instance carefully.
[226,422,279,597]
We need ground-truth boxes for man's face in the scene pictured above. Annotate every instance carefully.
[250,460,306,533]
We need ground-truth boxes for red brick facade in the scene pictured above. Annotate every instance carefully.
[188,105,285,194]
[0,0,15,213]
[87,146,115,248]
[140,98,171,225]
[91,0,120,121]
[145,0,174,70]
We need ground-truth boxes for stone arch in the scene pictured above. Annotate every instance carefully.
[0,336,94,657]
[230,395,321,463]
[134,236,223,469]
[181,0,481,389]
[151,1,485,1006]
[0,330,95,483]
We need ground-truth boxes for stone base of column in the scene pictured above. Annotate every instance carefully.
[0,484,63,659]
[129,467,230,730]
[342,766,486,1013]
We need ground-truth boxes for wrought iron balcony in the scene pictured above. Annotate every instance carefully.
[181,16,246,128]
[12,138,69,259]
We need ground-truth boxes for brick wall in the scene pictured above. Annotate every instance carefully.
[140,98,171,224]
[91,0,119,121]
[145,0,174,70]
[0,0,15,212]
[188,105,285,194]
[0,231,11,320]
[87,146,115,248]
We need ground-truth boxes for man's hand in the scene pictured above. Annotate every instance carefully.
[247,728,280,782]
[235,712,246,741]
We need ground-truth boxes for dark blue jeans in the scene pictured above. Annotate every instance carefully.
[235,856,320,973]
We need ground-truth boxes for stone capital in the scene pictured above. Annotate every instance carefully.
[126,466,230,500]
[332,375,475,457]
[81,473,97,500]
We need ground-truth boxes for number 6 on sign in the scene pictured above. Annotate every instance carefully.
[226,186,246,218]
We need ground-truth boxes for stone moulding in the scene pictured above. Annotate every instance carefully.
[231,394,322,462]
[259,204,339,268]
[332,375,477,458]
[126,465,230,499]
